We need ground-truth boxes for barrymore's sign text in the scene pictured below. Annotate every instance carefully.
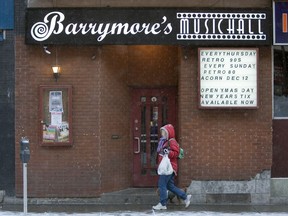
[25,8,271,45]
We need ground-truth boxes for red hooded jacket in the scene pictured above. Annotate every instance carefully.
[157,124,180,175]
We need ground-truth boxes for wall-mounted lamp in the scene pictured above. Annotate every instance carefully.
[52,66,60,81]
[52,47,61,82]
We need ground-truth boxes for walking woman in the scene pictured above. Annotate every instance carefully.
[153,124,191,210]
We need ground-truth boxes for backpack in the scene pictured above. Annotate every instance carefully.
[178,147,185,159]
[168,139,184,159]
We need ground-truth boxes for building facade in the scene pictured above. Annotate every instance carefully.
[0,0,15,196]
[8,0,283,204]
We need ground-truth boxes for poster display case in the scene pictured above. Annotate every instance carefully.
[39,85,72,146]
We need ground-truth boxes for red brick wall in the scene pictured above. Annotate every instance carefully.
[15,40,180,197]
[15,37,272,197]
[98,46,131,192]
[15,41,102,197]
[28,0,271,8]
[178,46,272,187]
[127,45,178,87]
[15,40,134,197]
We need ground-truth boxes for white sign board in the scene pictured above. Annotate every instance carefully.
[199,48,258,108]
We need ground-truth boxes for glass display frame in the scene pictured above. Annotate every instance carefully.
[39,85,73,146]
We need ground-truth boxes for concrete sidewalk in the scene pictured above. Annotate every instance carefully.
[1,187,288,214]
[2,202,288,214]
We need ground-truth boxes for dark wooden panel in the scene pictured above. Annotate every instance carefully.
[272,120,288,177]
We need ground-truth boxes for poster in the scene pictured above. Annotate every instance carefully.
[49,91,63,113]
[51,112,62,126]
[274,1,288,45]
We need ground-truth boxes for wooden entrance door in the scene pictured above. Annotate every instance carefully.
[131,88,177,187]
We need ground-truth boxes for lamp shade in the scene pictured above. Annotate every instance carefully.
[52,66,61,73]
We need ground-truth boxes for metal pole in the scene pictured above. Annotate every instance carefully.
[23,163,27,215]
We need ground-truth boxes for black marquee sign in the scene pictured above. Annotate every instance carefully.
[25,8,272,45]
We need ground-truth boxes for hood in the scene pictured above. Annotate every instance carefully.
[160,124,175,140]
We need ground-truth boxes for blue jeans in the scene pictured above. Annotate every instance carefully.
[158,173,187,206]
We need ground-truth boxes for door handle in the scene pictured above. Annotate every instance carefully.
[134,137,140,154]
